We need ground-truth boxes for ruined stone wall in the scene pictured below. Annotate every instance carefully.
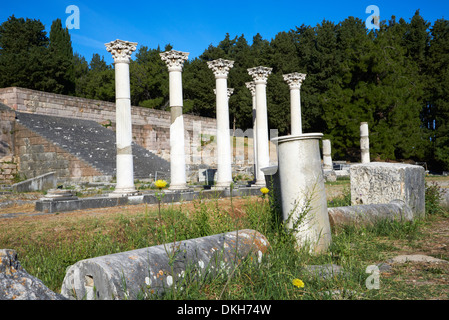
[0,104,18,183]
[0,87,217,163]
[0,156,18,184]
[14,123,105,183]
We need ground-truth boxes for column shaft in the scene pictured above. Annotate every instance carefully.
[105,39,138,196]
[322,139,333,170]
[252,93,258,180]
[215,77,233,187]
[169,71,186,189]
[360,122,370,164]
[208,58,234,189]
[290,88,302,135]
[160,50,189,190]
[283,72,306,136]
[255,82,270,185]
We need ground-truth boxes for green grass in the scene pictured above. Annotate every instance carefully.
[0,184,447,300]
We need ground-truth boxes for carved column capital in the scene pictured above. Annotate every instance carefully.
[283,72,307,89]
[248,66,273,84]
[207,58,234,79]
[105,39,138,64]
[160,50,190,72]
[245,81,256,96]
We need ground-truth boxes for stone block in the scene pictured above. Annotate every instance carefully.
[350,162,425,218]
[0,249,66,300]
[61,230,269,300]
[12,172,56,192]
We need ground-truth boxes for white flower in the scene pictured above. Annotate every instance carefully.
[166,276,173,287]
[258,251,263,263]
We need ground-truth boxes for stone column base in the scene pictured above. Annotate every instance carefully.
[108,189,140,198]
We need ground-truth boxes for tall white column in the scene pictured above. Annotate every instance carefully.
[283,73,306,135]
[105,39,138,197]
[360,122,370,163]
[246,81,258,182]
[214,88,234,101]
[208,59,234,188]
[248,66,272,186]
[160,50,189,190]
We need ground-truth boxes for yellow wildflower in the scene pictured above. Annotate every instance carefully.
[292,278,305,288]
[260,187,269,195]
[154,180,167,189]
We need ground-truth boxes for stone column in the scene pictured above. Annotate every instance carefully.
[245,81,257,182]
[322,139,333,170]
[208,59,234,188]
[214,88,234,101]
[360,122,370,163]
[283,73,306,135]
[248,66,272,186]
[160,50,190,190]
[273,133,332,254]
[105,39,138,197]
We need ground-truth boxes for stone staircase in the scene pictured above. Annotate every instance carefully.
[15,112,170,180]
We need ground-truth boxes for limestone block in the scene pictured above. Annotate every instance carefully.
[350,162,425,218]
[61,230,269,300]
[0,249,66,300]
[328,200,414,227]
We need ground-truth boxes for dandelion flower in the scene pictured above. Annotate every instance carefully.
[154,180,167,189]
[292,278,305,288]
[260,187,269,195]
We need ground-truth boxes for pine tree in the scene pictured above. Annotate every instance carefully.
[47,19,75,94]
[0,15,49,90]
[83,54,114,102]
[426,19,449,170]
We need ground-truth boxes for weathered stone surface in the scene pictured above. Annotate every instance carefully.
[350,162,425,218]
[328,200,414,227]
[302,264,345,280]
[61,229,269,300]
[0,249,66,300]
[12,172,57,192]
[386,254,449,264]
[323,169,337,182]
[441,189,449,209]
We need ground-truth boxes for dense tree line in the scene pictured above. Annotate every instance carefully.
[0,12,448,171]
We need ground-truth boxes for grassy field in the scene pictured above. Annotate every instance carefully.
[0,178,448,300]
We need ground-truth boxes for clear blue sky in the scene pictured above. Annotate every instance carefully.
[2,0,448,64]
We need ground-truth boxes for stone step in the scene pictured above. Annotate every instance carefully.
[16,112,170,180]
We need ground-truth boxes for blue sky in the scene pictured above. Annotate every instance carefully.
[2,0,448,64]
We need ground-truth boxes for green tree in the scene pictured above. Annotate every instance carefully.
[426,19,449,170]
[0,15,49,90]
[82,54,114,102]
[73,53,89,97]
[130,45,168,109]
[46,19,75,94]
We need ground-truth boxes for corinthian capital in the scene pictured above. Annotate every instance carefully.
[160,50,190,71]
[207,58,234,78]
[248,66,272,84]
[283,72,307,89]
[105,39,138,63]
[245,81,256,96]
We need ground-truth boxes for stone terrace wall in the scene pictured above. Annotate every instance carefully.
[0,87,217,164]
[14,123,105,183]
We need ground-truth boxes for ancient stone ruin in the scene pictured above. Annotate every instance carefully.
[0,38,432,300]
